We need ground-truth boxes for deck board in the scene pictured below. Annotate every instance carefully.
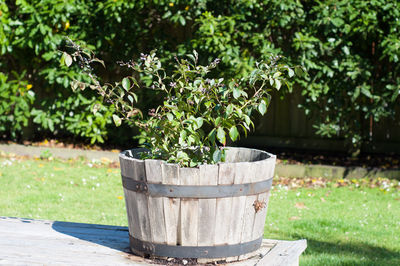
[0,217,306,265]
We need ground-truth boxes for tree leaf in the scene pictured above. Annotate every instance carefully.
[166,113,174,121]
[63,52,72,67]
[275,79,281,90]
[122,77,130,91]
[226,104,234,115]
[71,80,79,91]
[112,114,122,127]
[208,128,216,144]
[244,114,251,126]
[233,87,241,99]
[212,149,222,163]
[92,103,101,115]
[128,95,134,104]
[295,67,304,77]
[229,125,239,141]
[217,127,226,145]
[258,101,267,115]
[196,117,203,128]
[361,87,372,98]
[288,68,294,77]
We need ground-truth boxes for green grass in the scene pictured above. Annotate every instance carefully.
[0,157,399,265]
[267,186,400,265]
[0,157,126,225]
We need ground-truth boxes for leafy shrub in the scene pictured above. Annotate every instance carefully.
[65,41,301,166]
[31,93,114,144]
[0,71,35,140]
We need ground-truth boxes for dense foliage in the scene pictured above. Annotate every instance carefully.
[1,0,399,153]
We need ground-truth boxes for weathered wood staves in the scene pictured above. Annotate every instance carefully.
[119,147,276,262]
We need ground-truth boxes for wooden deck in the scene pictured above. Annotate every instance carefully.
[0,217,306,265]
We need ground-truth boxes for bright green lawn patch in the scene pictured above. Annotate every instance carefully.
[0,157,399,265]
[267,186,400,265]
[0,157,126,225]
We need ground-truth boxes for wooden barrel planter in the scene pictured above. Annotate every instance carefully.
[119,147,276,262]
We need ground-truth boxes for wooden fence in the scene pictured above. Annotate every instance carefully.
[239,90,400,154]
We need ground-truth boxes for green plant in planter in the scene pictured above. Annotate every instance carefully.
[63,40,304,167]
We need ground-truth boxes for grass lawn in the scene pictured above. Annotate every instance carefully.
[0,156,399,265]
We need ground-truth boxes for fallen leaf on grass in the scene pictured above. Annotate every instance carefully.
[289,216,301,221]
[295,202,308,209]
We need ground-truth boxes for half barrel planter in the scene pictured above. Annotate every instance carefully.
[119,147,276,262]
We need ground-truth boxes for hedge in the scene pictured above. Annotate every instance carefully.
[1,0,399,153]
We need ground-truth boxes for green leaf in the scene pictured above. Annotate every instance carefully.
[273,71,281,78]
[208,128,216,144]
[177,151,189,160]
[295,67,304,77]
[48,119,54,132]
[92,104,101,115]
[71,80,79,91]
[258,101,267,115]
[361,87,372,98]
[244,115,251,127]
[288,68,294,78]
[128,95,134,103]
[179,16,186,26]
[63,52,72,67]
[112,114,122,127]
[122,77,130,91]
[275,79,281,90]
[212,149,222,163]
[166,113,174,121]
[217,127,226,145]
[215,117,221,126]
[226,104,234,115]
[342,46,350,55]
[179,130,187,143]
[229,126,239,142]
[233,87,241,99]
[196,117,203,128]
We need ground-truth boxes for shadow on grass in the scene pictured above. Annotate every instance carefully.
[291,233,400,265]
[52,220,130,252]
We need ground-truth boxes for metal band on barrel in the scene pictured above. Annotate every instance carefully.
[129,235,263,258]
[121,175,272,198]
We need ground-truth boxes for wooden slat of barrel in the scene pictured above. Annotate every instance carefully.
[251,157,275,241]
[196,164,219,264]
[145,159,167,244]
[119,155,142,240]
[238,162,257,261]
[132,159,152,242]
[238,147,253,162]
[224,147,240,163]
[162,163,180,245]
[214,163,235,245]
[252,191,270,240]
[225,161,249,262]
[197,164,218,246]
[179,167,200,246]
